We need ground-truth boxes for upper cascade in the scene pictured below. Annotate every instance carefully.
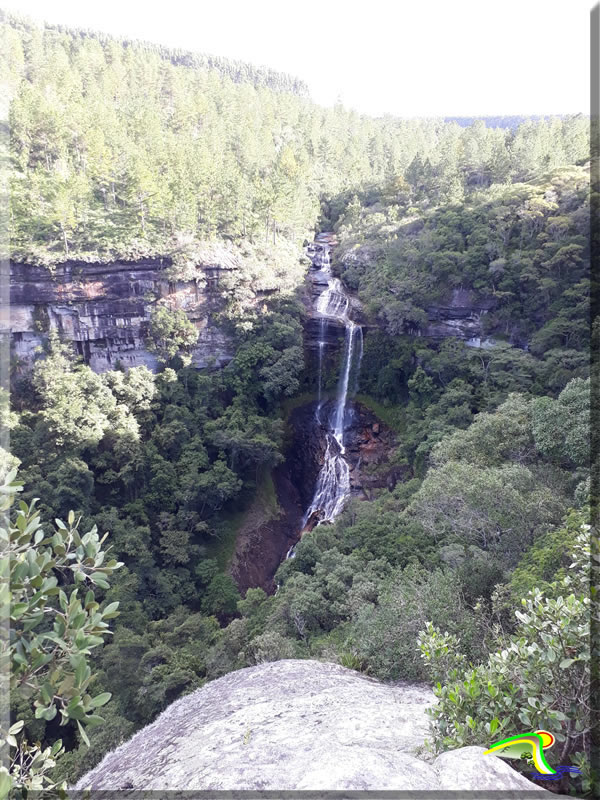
[316,278,350,320]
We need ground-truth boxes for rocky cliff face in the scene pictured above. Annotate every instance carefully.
[8,259,235,373]
[422,287,497,345]
[228,464,304,595]
[346,402,406,495]
[227,399,402,595]
[338,245,500,348]
[75,659,549,792]
[8,251,500,378]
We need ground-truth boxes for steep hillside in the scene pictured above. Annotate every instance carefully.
[4,11,588,269]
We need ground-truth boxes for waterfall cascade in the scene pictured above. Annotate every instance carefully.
[287,236,363,558]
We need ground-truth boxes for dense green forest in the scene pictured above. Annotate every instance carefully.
[3,9,588,273]
[3,11,594,798]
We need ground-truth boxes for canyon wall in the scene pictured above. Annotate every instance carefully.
[7,259,236,373]
[338,244,500,348]
[7,250,500,378]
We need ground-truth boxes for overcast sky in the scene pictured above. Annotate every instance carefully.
[7,0,591,117]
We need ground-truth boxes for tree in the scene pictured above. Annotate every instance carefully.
[147,302,199,365]
[531,377,590,468]
[1,470,122,797]
[32,333,139,449]
[201,574,241,620]
[259,345,303,402]
[431,394,534,469]
[205,409,284,473]
[102,366,156,417]
[408,460,565,564]
[348,563,487,681]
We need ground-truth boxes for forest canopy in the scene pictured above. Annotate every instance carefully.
[3,10,589,271]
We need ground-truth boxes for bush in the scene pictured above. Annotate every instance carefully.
[2,470,122,797]
[417,518,593,776]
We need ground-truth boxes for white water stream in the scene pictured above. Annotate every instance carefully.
[287,240,363,558]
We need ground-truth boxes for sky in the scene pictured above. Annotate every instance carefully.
[7,0,592,117]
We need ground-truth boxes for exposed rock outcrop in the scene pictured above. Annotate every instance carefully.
[287,403,328,510]
[346,402,406,495]
[339,243,502,346]
[422,287,497,344]
[8,248,501,378]
[8,258,237,373]
[287,400,402,514]
[75,659,550,792]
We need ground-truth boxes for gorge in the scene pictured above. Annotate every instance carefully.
[6,253,500,377]
[229,234,400,593]
[4,13,592,795]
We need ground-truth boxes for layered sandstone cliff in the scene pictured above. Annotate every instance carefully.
[8,258,236,373]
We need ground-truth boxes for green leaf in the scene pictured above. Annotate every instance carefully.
[84,714,105,728]
[102,601,119,617]
[34,705,52,719]
[90,692,111,708]
[8,721,24,735]
[51,739,63,756]
[41,705,57,721]
[559,658,575,669]
[75,659,88,687]
[77,719,90,747]
[0,767,13,800]
[518,710,531,727]
[11,601,29,618]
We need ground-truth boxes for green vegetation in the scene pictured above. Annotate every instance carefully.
[335,164,589,359]
[5,9,588,281]
[203,470,279,570]
[418,513,592,788]
[2,471,122,795]
[8,294,306,789]
[355,394,405,434]
[147,302,199,365]
[4,9,594,797]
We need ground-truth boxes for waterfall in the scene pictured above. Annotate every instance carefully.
[315,319,326,423]
[316,278,350,319]
[288,238,362,559]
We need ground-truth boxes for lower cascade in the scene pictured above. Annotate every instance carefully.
[288,236,363,557]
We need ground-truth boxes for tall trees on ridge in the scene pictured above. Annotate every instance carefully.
[4,12,589,267]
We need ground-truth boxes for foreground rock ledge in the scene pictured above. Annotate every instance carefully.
[76,659,548,791]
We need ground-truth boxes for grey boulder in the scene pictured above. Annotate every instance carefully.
[76,659,551,792]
